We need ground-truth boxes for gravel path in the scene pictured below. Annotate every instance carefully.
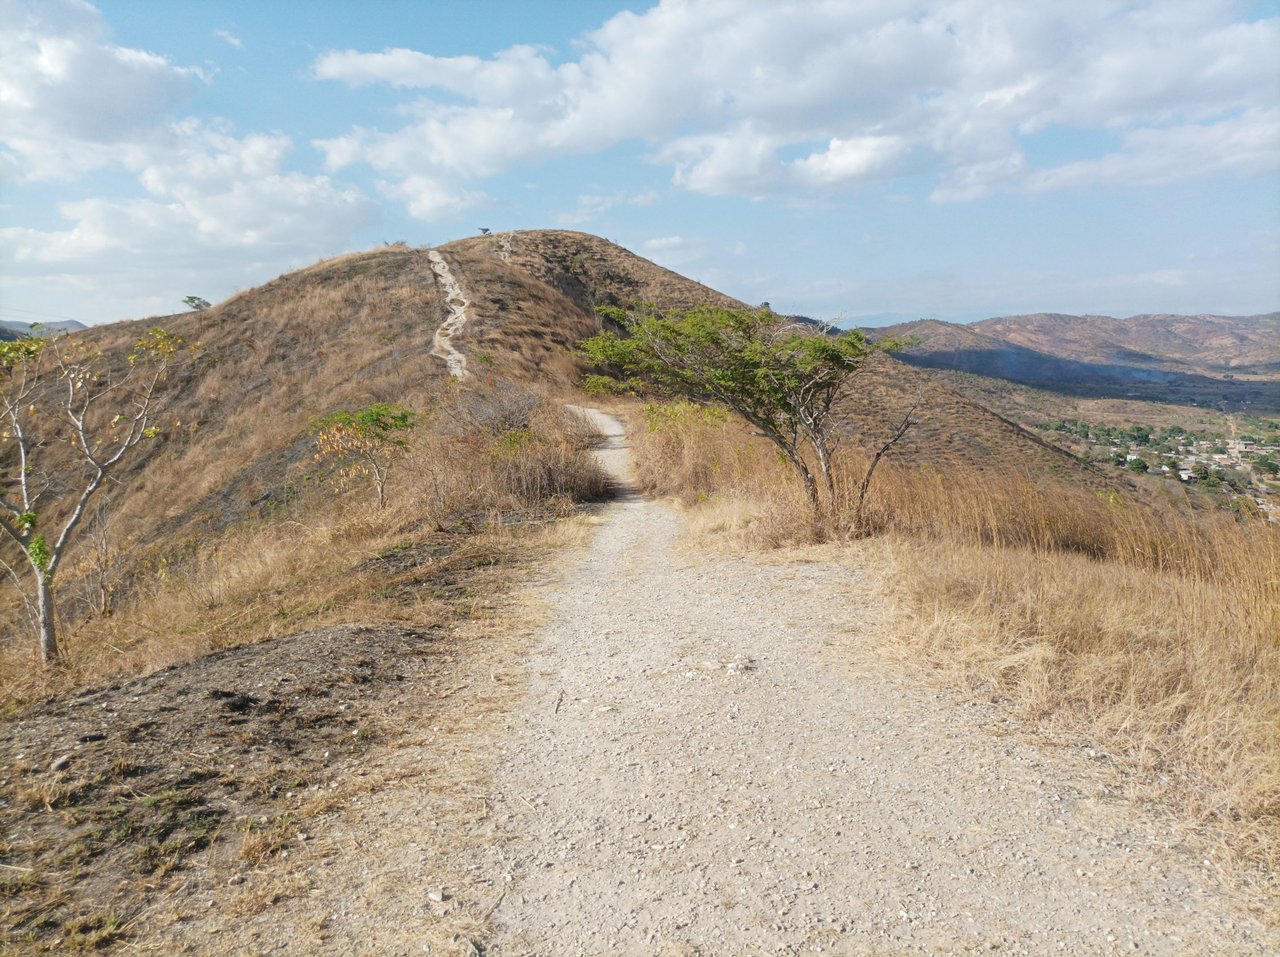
[481,409,1274,955]
[427,249,470,379]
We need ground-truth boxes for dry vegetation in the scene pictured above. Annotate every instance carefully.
[1,391,606,711]
[0,390,606,951]
[626,399,1280,874]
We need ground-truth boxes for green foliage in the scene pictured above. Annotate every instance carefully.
[1126,457,1150,473]
[312,403,419,508]
[641,400,729,433]
[27,534,51,572]
[583,302,904,519]
[584,304,888,418]
[313,402,417,442]
[182,296,211,311]
[0,337,45,369]
[581,373,637,397]
[129,327,187,365]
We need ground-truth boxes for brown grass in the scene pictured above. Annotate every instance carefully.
[628,399,1280,871]
[0,393,607,711]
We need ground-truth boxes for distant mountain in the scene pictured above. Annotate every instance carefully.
[868,313,1280,409]
[0,319,89,339]
[973,312,1280,376]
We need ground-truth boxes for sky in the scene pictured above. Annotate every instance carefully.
[1,0,1278,329]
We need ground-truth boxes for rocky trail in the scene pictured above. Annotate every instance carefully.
[472,410,1274,955]
[428,249,470,379]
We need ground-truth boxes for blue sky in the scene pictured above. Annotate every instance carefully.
[2,0,1278,328]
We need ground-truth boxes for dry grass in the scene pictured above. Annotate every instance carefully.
[0,392,607,711]
[628,399,1280,871]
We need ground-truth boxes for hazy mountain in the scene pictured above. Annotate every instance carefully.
[0,319,89,339]
[868,313,1280,409]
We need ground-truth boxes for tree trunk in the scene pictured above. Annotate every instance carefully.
[791,457,824,533]
[37,573,59,665]
[812,436,837,512]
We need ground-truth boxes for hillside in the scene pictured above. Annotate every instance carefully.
[2,230,1101,591]
[0,319,89,339]
[872,313,1280,410]
[0,233,740,577]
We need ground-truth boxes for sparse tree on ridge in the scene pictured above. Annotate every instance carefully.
[183,296,211,311]
[582,303,912,530]
[0,329,186,665]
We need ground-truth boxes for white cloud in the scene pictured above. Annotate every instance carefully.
[1,123,378,273]
[558,189,657,226]
[215,29,242,50]
[1025,107,1280,193]
[312,0,1280,210]
[0,0,204,179]
[639,234,709,269]
[0,2,379,320]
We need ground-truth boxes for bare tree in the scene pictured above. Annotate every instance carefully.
[0,329,184,665]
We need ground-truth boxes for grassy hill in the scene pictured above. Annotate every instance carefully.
[2,231,1276,949]
[3,231,1104,596]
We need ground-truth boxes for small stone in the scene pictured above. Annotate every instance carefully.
[228,874,246,886]
[50,755,72,772]
[427,886,447,903]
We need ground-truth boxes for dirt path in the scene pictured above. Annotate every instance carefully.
[477,409,1274,955]
[428,249,470,379]
[122,409,1274,955]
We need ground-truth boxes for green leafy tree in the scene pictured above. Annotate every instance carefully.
[313,403,418,509]
[1126,457,1149,474]
[1,329,185,665]
[582,303,911,526]
[182,296,211,312]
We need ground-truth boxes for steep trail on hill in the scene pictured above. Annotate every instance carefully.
[427,249,470,379]
[480,409,1273,955]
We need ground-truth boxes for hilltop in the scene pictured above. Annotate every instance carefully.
[3,230,1104,585]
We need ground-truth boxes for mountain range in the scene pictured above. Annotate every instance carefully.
[0,318,88,340]
[868,312,1279,409]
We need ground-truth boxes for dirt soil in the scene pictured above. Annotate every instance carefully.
[3,409,1275,955]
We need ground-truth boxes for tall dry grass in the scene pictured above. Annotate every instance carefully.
[629,399,1280,870]
[0,395,607,712]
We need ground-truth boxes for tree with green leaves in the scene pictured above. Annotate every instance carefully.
[582,303,910,526]
[1,329,186,665]
[312,403,418,509]
[182,296,211,312]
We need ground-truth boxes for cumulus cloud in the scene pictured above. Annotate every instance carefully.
[0,2,378,320]
[0,0,204,179]
[312,0,1280,210]
[1025,107,1280,193]
[1,122,378,277]
[558,189,658,226]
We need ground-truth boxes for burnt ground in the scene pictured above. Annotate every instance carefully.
[0,522,568,954]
